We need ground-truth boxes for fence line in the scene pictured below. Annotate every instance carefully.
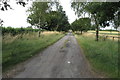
[103,36,120,41]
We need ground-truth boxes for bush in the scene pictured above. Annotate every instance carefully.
[2,27,43,36]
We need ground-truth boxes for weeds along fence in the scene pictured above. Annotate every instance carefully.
[1,27,44,37]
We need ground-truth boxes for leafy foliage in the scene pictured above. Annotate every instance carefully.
[27,2,70,31]
[71,2,120,41]
[27,2,50,29]
[71,2,120,27]
[71,18,91,33]
[0,1,28,11]
[46,11,70,31]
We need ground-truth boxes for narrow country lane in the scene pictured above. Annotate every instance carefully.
[13,33,97,78]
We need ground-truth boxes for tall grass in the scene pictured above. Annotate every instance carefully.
[2,32,64,72]
[75,34,118,78]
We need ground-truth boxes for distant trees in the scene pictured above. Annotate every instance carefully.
[71,2,120,41]
[53,5,70,32]
[2,27,41,36]
[71,18,91,34]
[46,10,70,31]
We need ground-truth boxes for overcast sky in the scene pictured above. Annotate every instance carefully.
[0,0,78,28]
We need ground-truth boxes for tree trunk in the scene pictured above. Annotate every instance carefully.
[81,30,82,34]
[94,15,99,41]
[96,26,99,41]
[38,31,41,37]
[56,25,59,31]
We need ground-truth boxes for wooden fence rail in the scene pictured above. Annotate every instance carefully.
[103,36,120,41]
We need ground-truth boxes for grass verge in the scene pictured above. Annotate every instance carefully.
[75,34,118,78]
[2,32,64,72]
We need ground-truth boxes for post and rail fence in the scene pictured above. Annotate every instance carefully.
[103,36,120,41]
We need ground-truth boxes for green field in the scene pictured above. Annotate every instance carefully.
[75,34,118,78]
[2,31,64,72]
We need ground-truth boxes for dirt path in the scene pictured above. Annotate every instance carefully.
[12,33,97,78]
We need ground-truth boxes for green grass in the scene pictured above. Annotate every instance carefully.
[75,34,118,78]
[2,32,64,72]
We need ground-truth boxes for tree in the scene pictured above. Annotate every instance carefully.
[27,2,50,29]
[90,25,96,30]
[71,18,91,34]
[71,2,120,41]
[71,19,79,32]
[114,10,120,30]
[46,11,60,31]
[56,6,70,32]
[27,2,51,37]
[27,2,70,32]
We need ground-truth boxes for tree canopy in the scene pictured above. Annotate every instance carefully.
[27,2,70,31]
[27,2,50,29]
[71,18,91,34]
[71,2,120,41]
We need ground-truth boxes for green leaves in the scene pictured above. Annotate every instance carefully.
[2,27,41,36]
[27,2,50,28]
[71,18,91,32]
[27,2,70,31]
[71,2,120,27]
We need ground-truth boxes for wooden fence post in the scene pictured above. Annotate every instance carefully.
[103,36,106,41]
[113,37,114,41]
[106,36,108,40]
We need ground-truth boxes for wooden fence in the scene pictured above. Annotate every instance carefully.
[103,36,120,41]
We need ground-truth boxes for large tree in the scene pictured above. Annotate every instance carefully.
[56,5,70,32]
[27,2,51,29]
[71,2,120,41]
[27,2,70,32]
[27,2,53,37]
[45,5,70,31]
